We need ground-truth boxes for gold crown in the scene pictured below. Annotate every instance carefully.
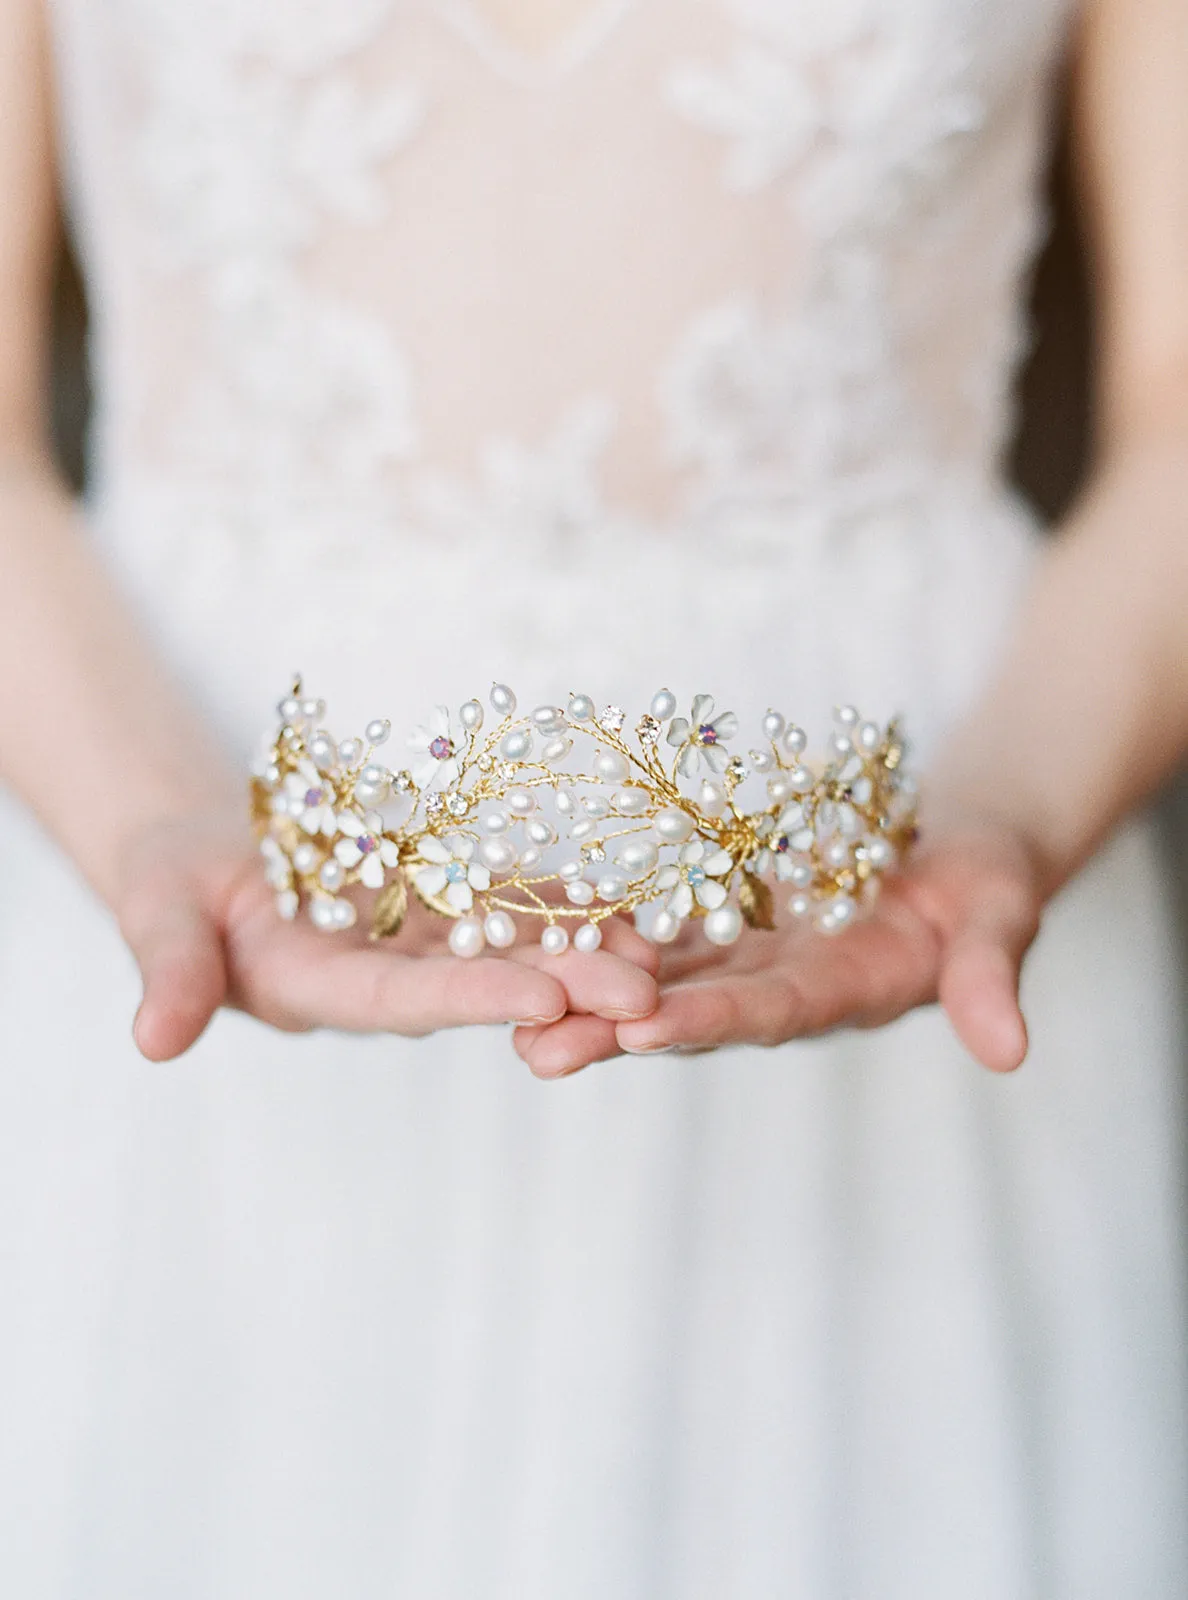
[252,678,918,957]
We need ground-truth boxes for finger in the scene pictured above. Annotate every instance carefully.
[616,969,811,1054]
[513,941,659,1021]
[513,1014,624,1078]
[240,905,571,1034]
[938,896,1036,1072]
[122,886,228,1062]
[596,914,662,977]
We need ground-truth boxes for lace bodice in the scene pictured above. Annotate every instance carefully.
[50,0,1074,571]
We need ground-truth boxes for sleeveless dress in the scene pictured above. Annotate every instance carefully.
[1,1,1185,1594]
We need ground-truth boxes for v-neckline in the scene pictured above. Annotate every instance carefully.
[434,0,637,86]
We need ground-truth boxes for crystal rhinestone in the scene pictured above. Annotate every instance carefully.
[425,793,445,815]
[600,705,626,733]
[582,844,607,863]
[726,756,749,781]
[636,715,661,745]
[447,794,468,816]
[477,754,496,772]
[499,763,517,782]
[394,770,415,792]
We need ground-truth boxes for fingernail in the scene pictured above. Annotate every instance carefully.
[620,1042,674,1055]
[604,1006,655,1021]
[517,1012,566,1027]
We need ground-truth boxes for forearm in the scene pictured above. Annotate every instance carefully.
[0,451,239,906]
[931,421,1188,896]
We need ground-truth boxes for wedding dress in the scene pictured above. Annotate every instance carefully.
[1,0,1185,1594]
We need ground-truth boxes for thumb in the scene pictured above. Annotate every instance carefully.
[937,884,1039,1074]
[121,877,228,1061]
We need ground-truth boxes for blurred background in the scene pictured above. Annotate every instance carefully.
[46,75,1188,1021]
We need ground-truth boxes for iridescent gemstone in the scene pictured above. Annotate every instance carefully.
[686,864,707,887]
[445,861,467,883]
[304,787,323,807]
[775,835,789,853]
[697,724,717,745]
[358,835,377,854]
[429,735,453,761]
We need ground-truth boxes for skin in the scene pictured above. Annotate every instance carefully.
[0,0,1186,1072]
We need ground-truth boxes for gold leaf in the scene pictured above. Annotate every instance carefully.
[370,873,409,941]
[738,873,776,931]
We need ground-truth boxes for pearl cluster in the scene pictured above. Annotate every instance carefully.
[251,680,918,956]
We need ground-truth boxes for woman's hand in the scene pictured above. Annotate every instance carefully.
[118,812,661,1062]
[513,809,1044,1079]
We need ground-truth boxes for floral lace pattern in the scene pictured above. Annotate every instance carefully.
[59,0,1075,570]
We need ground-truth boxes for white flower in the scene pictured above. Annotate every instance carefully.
[407,706,461,789]
[666,695,739,776]
[332,811,400,889]
[655,838,734,920]
[414,834,491,914]
[283,758,338,835]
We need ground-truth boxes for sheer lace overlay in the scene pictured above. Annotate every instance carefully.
[51,0,1072,583]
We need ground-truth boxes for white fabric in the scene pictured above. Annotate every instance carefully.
[1,0,1184,1593]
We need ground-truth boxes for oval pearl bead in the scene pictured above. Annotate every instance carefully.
[365,719,391,746]
[540,924,570,956]
[559,859,585,882]
[553,788,576,816]
[292,842,320,874]
[698,780,727,817]
[762,709,785,740]
[820,895,856,932]
[338,737,364,766]
[767,775,794,804]
[782,726,808,756]
[594,750,629,784]
[483,911,517,949]
[596,871,628,902]
[612,787,649,816]
[582,796,610,819]
[703,904,743,946]
[751,749,774,773]
[519,846,543,870]
[568,693,595,722]
[301,698,326,722]
[570,819,596,841]
[789,892,812,918]
[787,862,813,888]
[866,836,895,869]
[506,787,536,816]
[787,765,814,793]
[830,733,853,757]
[533,705,565,733]
[858,721,881,752]
[478,837,518,874]
[459,699,484,732]
[651,909,682,944]
[331,898,358,930]
[490,683,517,716]
[500,728,533,761]
[542,737,572,764]
[449,917,486,958]
[573,921,602,953]
[319,859,345,891]
[653,807,695,843]
[279,696,301,722]
[616,839,658,875]
[650,689,678,721]
[823,839,851,869]
[526,819,557,847]
[309,734,337,770]
[482,809,511,835]
[835,705,860,727]
[352,782,381,807]
[566,881,595,906]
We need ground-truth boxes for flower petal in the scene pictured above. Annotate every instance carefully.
[678,745,699,777]
[360,854,386,890]
[704,746,730,774]
[468,864,491,892]
[668,881,695,920]
[681,839,706,864]
[655,865,680,890]
[419,837,450,863]
[446,880,473,912]
[709,711,738,741]
[411,756,439,787]
[437,759,460,788]
[335,839,363,867]
[447,833,474,862]
[416,865,448,897]
[703,849,734,877]
[337,812,363,837]
[666,717,690,748]
[320,809,338,838]
[690,694,715,725]
[379,839,401,867]
[430,705,451,738]
[696,878,728,910]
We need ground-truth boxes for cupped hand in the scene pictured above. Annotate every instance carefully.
[513,810,1044,1079]
[117,813,660,1062]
